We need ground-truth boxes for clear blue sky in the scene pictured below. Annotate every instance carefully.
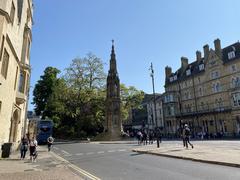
[29,0,240,110]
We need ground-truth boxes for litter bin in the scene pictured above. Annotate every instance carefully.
[1,143,12,158]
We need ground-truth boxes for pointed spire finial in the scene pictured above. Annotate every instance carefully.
[111,39,115,57]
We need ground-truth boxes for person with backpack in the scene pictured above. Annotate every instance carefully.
[47,136,54,152]
[183,124,194,149]
[20,135,28,160]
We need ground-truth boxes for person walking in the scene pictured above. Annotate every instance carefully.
[181,125,186,147]
[20,135,28,160]
[47,136,54,152]
[155,128,161,148]
[184,124,194,149]
[148,130,154,144]
[29,137,38,162]
[137,130,143,145]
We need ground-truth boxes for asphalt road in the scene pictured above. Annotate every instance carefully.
[52,141,240,180]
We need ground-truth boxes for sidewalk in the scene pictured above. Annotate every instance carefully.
[132,140,240,168]
[0,146,83,180]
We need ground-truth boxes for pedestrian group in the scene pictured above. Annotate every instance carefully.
[135,123,194,149]
[20,135,54,162]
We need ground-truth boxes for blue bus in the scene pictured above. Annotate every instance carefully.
[36,120,53,144]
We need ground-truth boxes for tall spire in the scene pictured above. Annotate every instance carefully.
[110,39,117,73]
[111,39,116,60]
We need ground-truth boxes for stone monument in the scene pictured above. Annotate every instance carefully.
[104,40,122,140]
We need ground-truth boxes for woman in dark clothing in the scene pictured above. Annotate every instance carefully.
[29,137,38,162]
[20,135,28,160]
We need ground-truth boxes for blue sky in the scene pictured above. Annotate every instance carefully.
[29,0,240,110]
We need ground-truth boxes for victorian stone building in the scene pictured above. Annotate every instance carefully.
[164,39,240,137]
[105,41,122,139]
[0,0,33,150]
[146,94,164,130]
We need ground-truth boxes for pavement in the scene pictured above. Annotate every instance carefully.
[132,140,240,168]
[0,145,94,180]
[1,140,240,179]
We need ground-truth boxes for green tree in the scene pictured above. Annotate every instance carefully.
[32,67,61,118]
[59,53,107,137]
[44,78,67,127]
[120,84,144,122]
[64,53,106,90]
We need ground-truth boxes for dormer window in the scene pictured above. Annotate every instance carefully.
[169,77,173,82]
[173,75,177,80]
[186,69,191,76]
[228,51,235,60]
[199,64,204,71]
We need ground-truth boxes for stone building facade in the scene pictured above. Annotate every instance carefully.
[146,94,164,130]
[0,0,33,150]
[164,39,240,137]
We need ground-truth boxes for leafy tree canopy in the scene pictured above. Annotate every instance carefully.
[32,67,61,118]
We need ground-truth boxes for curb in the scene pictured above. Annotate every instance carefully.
[50,151,101,180]
[132,150,240,168]
[0,153,19,161]
[0,158,20,161]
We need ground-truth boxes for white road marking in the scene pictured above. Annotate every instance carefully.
[118,149,126,152]
[53,147,59,150]
[108,150,115,153]
[75,153,83,156]
[97,151,104,154]
[61,150,70,155]
[51,152,101,180]
[86,152,94,155]
[64,154,72,157]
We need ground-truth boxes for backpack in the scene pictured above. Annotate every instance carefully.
[185,127,190,136]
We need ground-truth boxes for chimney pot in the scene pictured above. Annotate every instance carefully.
[165,66,172,78]
[214,38,222,57]
[196,51,202,62]
[181,57,188,69]
[203,44,209,60]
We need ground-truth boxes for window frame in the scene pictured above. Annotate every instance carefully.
[1,49,9,79]
[228,51,236,60]
[10,1,15,24]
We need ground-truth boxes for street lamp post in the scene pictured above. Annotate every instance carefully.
[150,63,160,148]
[150,63,158,128]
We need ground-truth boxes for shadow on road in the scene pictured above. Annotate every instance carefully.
[130,153,143,157]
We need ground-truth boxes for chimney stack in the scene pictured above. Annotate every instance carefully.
[203,44,209,60]
[165,66,172,78]
[181,57,188,69]
[196,51,202,62]
[214,38,222,58]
